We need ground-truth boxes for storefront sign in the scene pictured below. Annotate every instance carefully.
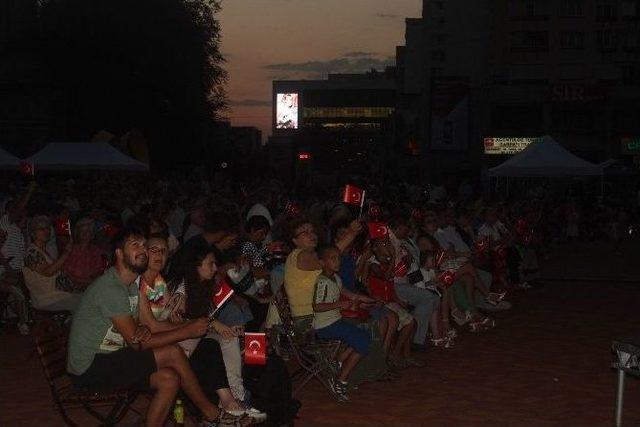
[484,137,540,155]
[621,137,640,154]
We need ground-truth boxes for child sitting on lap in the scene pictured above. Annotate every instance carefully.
[312,244,373,401]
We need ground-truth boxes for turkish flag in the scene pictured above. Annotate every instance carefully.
[343,184,365,207]
[368,222,389,239]
[515,218,529,236]
[54,218,71,236]
[211,280,234,313]
[19,161,34,177]
[475,237,490,252]
[102,222,120,239]
[393,261,408,277]
[368,276,396,302]
[244,332,267,365]
[437,270,456,288]
[284,201,301,217]
[368,203,381,220]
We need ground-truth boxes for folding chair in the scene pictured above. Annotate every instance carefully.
[612,338,640,427]
[34,319,140,426]
[271,289,341,397]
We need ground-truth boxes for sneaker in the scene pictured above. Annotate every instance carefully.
[486,292,506,306]
[17,323,30,336]
[476,298,512,312]
[405,357,426,367]
[517,281,533,289]
[329,378,349,402]
[242,407,267,423]
[446,327,458,339]
[451,308,469,326]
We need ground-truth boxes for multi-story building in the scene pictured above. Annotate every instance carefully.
[396,0,640,178]
[268,70,396,182]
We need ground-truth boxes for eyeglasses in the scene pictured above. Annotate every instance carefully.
[295,226,315,237]
[148,246,167,255]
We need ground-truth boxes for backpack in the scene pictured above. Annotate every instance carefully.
[243,353,301,427]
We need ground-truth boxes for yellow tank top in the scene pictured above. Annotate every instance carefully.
[284,248,321,317]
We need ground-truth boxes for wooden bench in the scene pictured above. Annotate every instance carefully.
[34,318,140,426]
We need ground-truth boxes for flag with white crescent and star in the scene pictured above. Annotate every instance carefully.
[342,184,365,207]
[367,222,389,240]
[211,280,234,314]
[244,332,267,365]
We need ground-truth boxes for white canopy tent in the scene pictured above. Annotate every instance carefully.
[26,142,148,172]
[487,135,600,177]
[0,147,21,170]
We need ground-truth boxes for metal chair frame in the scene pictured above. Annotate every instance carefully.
[271,289,341,397]
[34,319,141,426]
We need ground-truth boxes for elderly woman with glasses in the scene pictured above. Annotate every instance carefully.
[283,216,362,332]
[62,218,106,292]
[23,215,81,312]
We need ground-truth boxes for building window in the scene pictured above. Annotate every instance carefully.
[597,29,618,49]
[510,31,549,51]
[434,1,444,10]
[509,0,550,19]
[561,32,585,49]
[621,64,637,84]
[621,0,638,17]
[622,31,639,50]
[432,33,445,45]
[596,2,617,21]
[431,68,443,77]
[560,0,583,16]
[431,50,446,61]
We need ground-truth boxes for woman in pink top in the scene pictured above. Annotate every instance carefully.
[63,218,105,290]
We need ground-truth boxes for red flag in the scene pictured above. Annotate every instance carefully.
[368,203,381,220]
[437,270,456,288]
[54,218,71,236]
[411,208,424,222]
[343,184,365,207]
[284,201,301,217]
[393,261,408,277]
[515,218,529,236]
[19,161,34,177]
[244,332,267,365]
[368,276,396,302]
[367,222,389,239]
[212,280,234,312]
[102,222,120,239]
[475,237,489,252]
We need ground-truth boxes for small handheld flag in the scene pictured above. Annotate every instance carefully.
[54,218,71,236]
[343,184,365,207]
[211,280,234,314]
[368,222,389,240]
[19,161,34,177]
[244,332,267,365]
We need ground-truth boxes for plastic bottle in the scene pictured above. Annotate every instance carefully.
[173,399,184,426]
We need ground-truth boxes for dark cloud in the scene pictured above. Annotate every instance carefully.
[375,12,399,20]
[344,51,376,58]
[263,54,395,78]
[230,99,271,107]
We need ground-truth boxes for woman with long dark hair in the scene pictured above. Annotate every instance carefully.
[164,240,266,424]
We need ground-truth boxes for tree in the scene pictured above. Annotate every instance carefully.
[36,0,227,167]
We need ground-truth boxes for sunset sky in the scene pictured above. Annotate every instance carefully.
[218,0,421,138]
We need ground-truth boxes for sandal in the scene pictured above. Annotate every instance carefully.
[201,410,255,427]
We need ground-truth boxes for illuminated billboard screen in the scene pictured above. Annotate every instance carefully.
[276,93,299,129]
[484,137,539,155]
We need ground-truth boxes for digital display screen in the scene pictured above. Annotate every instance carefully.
[276,93,299,129]
[484,137,539,155]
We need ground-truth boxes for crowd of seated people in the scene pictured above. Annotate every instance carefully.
[1,172,637,425]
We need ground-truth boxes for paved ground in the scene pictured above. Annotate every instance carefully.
[1,241,639,426]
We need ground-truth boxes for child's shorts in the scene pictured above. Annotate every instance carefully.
[315,318,371,355]
[384,302,414,330]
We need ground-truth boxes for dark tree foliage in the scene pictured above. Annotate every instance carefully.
[35,0,227,166]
